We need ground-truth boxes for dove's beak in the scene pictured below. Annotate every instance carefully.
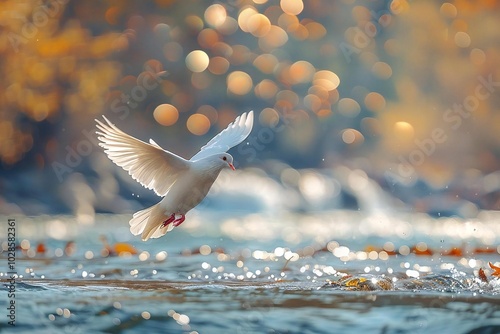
[229,163,235,171]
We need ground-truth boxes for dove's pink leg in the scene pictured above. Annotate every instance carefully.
[173,214,185,227]
[161,214,176,228]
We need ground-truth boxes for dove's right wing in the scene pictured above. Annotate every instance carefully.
[189,111,254,161]
[96,116,190,196]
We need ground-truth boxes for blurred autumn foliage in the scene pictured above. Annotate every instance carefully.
[1,0,500,214]
[0,0,125,165]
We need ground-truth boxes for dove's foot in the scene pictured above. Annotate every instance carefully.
[173,214,185,227]
[161,214,185,228]
[161,214,176,228]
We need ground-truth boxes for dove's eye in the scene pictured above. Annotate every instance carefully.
[222,156,227,161]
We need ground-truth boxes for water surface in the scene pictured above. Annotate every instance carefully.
[1,211,500,333]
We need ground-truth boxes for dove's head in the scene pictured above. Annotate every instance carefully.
[198,152,235,172]
[219,153,235,171]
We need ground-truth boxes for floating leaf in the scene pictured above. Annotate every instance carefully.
[474,247,496,254]
[36,243,47,254]
[478,268,488,283]
[442,247,463,257]
[114,243,138,256]
[488,262,500,277]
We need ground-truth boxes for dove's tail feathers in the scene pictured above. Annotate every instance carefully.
[145,220,174,240]
[129,202,175,241]
[129,203,174,241]
[129,204,156,236]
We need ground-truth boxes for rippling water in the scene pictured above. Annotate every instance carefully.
[1,211,500,333]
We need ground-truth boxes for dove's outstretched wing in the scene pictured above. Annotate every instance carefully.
[96,116,190,196]
[190,111,254,161]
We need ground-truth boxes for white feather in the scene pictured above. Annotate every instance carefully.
[190,110,254,161]
[96,116,190,196]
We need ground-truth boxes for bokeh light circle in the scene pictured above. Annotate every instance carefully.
[153,104,179,126]
[259,108,280,127]
[280,0,304,15]
[454,32,471,48]
[227,71,253,95]
[364,92,386,112]
[204,4,227,28]
[185,50,210,72]
[342,129,364,145]
[187,114,211,135]
[313,70,340,91]
[338,98,361,117]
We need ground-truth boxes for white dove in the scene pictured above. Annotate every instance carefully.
[95,111,254,241]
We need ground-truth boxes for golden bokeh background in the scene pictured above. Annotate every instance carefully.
[1,0,500,214]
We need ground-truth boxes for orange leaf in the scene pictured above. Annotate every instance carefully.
[411,246,433,256]
[114,243,137,255]
[442,247,463,257]
[489,262,500,277]
[478,268,488,283]
[474,247,496,254]
[36,243,47,254]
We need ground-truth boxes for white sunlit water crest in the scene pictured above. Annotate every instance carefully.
[2,170,500,333]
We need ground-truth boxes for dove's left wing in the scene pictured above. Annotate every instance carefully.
[190,110,254,161]
[96,116,190,196]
